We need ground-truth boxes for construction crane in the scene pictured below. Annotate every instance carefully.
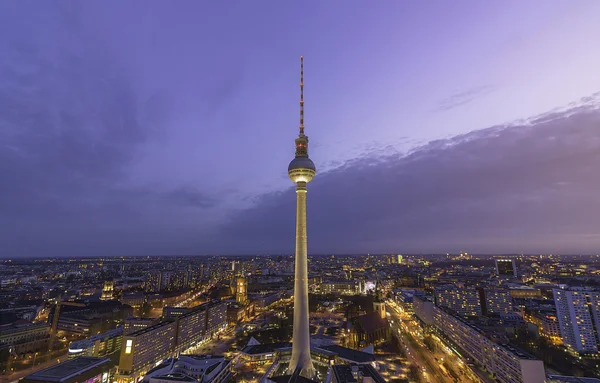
[48,297,85,352]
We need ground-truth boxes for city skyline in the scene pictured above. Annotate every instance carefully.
[2,1,600,257]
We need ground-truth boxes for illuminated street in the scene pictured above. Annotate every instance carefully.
[387,300,480,383]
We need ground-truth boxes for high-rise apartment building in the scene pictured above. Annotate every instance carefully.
[434,285,482,317]
[433,306,545,383]
[553,288,600,354]
[480,288,514,315]
[118,321,177,381]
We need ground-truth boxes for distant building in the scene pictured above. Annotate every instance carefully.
[21,357,113,383]
[553,288,600,354]
[236,276,248,304]
[253,292,281,308]
[120,293,145,313]
[509,286,542,299]
[100,281,114,301]
[321,281,360,295]
[495,259,517,277]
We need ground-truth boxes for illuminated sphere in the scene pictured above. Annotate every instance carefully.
[288,157,316,184]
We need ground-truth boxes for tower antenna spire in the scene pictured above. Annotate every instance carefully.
[299,56,304,136]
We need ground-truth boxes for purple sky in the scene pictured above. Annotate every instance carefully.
[2,1,600,257]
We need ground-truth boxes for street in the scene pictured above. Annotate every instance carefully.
[387,300,480,383]
[0,352,68,383]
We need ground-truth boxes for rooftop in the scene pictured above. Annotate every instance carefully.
[69,327,122,351]
[268,375,319,383]
[23,357,111,382]
[316,345,375,364]
[128,319,175,337]
[331,364,386,383]
[242,342,292,355]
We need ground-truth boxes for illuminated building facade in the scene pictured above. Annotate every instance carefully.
[100,281,114,301]
[68,327,123,359]
[236,276,248,304]
[434,285,482,317]
[480,288,514,315]
[553,288,600,354]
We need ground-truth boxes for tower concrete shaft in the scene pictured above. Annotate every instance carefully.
[288,181,315,377]
[287,56,316,378]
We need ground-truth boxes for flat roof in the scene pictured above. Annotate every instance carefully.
[316,345,375,363]
[331,364,386,383]
[242,342,292,355]
[23,357,111,382]
[128,319,175,337]
[547,376,600,383]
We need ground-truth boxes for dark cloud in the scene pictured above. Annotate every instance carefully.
[215,100,600,254]
[434,85,496,112]
[164,188,218,209]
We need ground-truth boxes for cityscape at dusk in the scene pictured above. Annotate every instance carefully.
[2,1,600,383]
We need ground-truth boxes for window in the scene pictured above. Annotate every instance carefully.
[125,339,133,354]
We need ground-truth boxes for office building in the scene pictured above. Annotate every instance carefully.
[68,327,123,358]
[496,259,517,277]
[321,281,360,295]
[100,281,114,301]
[553,288,600,354]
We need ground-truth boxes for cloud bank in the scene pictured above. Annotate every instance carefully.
[214,96,600,255]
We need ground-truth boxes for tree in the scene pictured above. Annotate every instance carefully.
[423,335,436,352]
[408,364,421,382]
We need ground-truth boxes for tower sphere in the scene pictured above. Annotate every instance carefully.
[288,157,316,183]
